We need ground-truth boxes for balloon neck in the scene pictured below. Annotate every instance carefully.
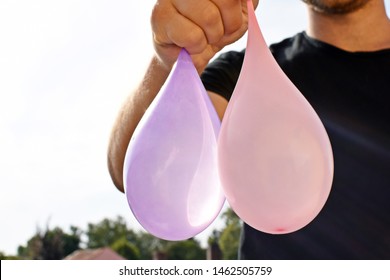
[178,49,193,64]
[247,0,254,10]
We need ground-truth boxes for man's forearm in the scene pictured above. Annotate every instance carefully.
[107,55,171,192]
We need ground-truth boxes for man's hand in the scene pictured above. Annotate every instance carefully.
[151,0,258,72]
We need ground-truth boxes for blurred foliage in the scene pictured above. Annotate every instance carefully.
[6,208,241,260]
[86,216,137,249]
[17,225,81,260]
[218,208,241,259]
[111,237,140,260]
[165,238,206,260]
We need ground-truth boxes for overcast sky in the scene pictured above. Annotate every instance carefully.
[0,0,389,255]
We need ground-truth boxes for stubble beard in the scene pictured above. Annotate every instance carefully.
[301,0,372,14]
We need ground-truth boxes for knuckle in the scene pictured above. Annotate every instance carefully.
[166,25,207,54]
[185,29,207,51]
[202,6,221,28]
[201,6,224,43]
[214,0,243,34]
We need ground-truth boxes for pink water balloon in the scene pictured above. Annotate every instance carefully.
[123,49,225,241]
[217,0,334,234]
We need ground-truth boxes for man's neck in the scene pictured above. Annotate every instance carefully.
[306,0,390,51]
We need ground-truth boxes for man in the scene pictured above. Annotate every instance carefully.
[107,0,390,259]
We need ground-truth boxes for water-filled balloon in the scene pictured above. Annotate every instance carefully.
[123,49,225,240]
[217,0,334,234]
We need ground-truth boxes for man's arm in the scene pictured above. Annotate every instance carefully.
[107,56,169,192]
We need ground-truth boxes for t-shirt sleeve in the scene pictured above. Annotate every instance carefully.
[200,50,245,101]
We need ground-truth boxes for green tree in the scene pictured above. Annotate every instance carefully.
[85,216,160,259]
[218,208,242,260]
[17,225,81,260]
[165,238,206,260]
[132,231,169,260]
[62,226,83,257]
[111,237,140,259]
[85,216,137,248]
[207,230,222,259]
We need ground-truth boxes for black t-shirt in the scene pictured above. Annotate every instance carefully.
[201,32,390,259]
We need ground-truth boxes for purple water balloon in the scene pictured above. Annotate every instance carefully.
[123,49,225,240]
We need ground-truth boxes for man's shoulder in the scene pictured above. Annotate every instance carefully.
[269,32,307,62]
